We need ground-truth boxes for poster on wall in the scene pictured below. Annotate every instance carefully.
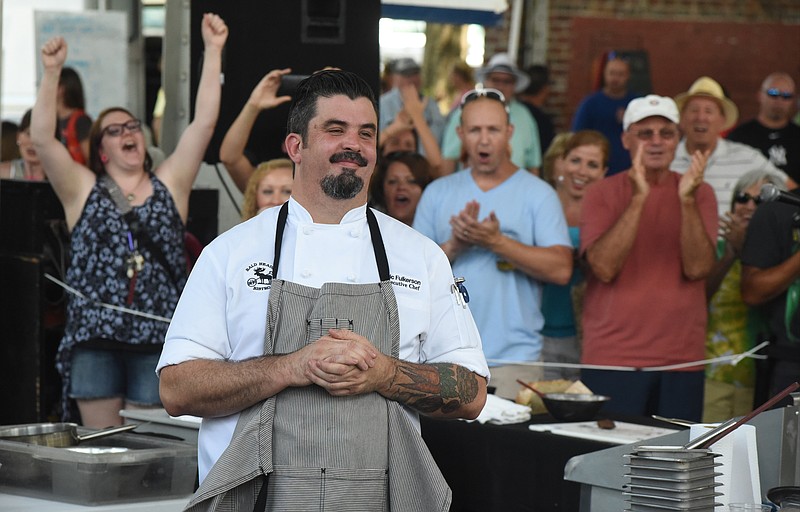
[34,10,127,119]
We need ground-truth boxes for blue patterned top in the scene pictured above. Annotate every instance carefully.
[56,174,186,417]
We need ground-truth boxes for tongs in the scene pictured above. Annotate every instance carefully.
[683,381,799,450]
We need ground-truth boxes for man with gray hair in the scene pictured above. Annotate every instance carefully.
[579,95,717,421]
[671,76,793,217]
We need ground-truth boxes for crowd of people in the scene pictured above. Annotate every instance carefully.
[0,18,798,508]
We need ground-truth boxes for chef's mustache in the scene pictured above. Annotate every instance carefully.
[330,151,368,167]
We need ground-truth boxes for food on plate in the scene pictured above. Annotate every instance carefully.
[565,380,592,395]
[515,379,595,415]
[596,418,616,430]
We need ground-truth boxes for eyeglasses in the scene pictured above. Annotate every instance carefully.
[102,119,142,137]
[765,88,794,100]
[461,87,507,107]
[632,128,680,141]
[733,192,761,205]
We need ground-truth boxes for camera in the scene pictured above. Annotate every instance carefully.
[277,74,310,96]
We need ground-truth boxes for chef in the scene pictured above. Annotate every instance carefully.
[156,69,489,512]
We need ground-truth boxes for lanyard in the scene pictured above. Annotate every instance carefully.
[100,174,145,305]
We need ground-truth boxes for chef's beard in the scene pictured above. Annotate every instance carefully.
[321,169,364,200]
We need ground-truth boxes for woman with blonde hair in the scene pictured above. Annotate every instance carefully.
[540,130,609,380]
[241,158,293,221]
[541,132,573,186]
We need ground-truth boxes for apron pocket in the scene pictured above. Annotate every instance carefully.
[266,465,387,512]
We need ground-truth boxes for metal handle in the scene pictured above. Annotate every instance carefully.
[75,423,140,442]
[651,415,696,428]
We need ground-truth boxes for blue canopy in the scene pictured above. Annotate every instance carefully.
[381,0,507,26]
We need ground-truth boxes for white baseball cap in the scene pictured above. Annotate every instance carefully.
[622,94,680,130]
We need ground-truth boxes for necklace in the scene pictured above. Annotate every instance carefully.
[122,172,148,203]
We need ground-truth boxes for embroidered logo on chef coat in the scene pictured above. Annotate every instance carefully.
[245,261,273,291]
[391,273,422,291]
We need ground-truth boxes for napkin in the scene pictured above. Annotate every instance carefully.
[474,394,532,425]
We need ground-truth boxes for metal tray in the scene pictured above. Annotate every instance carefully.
[625,474,722,490]
[633,446,715,459]
[624,463,722,480]
[625,490,722,507]
[0,427,197,505]
[623,482,722,499]
[625,503,721,512]
[625,453,721,470]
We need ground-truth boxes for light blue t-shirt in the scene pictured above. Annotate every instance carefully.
[441,100,542,170]
[413,169,571,364]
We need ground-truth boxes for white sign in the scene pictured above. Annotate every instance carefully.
[34,10,127,119]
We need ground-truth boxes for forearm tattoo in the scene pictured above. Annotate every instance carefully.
[386,362,480,415]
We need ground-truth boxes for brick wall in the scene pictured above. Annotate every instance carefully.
[484,0,800,138]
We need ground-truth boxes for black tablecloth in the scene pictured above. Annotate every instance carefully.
[421,414,663,512]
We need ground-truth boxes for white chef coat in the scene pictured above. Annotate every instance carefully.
[157,198,489,482]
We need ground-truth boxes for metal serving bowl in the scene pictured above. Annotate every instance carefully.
[541,393,610,422]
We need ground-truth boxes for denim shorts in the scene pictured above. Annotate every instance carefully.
[69,345,162,406]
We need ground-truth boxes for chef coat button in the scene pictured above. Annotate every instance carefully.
[350,229,360,238]
[303,226,313,235]
[347,274,356,282]
[301,270,311,278]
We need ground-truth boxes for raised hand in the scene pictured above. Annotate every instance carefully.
[40,37,67,70]
[201,13,228,50]
[449,200,481,245]
[399,83,426,122]
[719,211,747,255]
[679,149,708,200]
[248,69,293,111]
[387,109,414,133]
[628,144,650,199]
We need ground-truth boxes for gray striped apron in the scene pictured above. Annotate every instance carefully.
[184,203,451,512]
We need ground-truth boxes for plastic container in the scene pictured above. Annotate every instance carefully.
[0,427,196,505]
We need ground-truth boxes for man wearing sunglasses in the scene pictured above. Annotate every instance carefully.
[414,88,572,398]
[579,95,718,421]
[439,53,542,176]
[728,73,800,185]
[671,76,793,217]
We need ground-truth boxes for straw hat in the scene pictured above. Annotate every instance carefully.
[674,76,739,130]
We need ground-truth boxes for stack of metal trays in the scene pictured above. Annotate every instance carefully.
[623,446,723,511]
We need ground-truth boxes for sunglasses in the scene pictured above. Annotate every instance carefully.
[765,88,794,100]
[102,119,142,138]
[460,87,508,110]
[734,192,761,205]
[632,128,680,141]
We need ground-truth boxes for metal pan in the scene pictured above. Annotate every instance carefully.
[0,422,139,448]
